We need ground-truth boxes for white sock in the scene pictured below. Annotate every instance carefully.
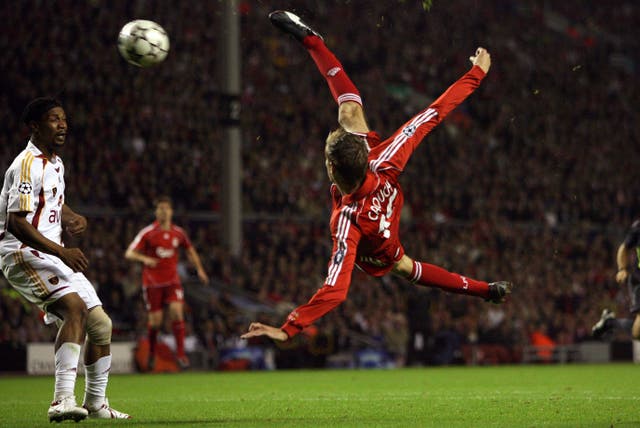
[83,354,111,410]
[54,343,82,401]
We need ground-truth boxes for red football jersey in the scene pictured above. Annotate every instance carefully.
[127,221,193,288]
[282,66,487,338]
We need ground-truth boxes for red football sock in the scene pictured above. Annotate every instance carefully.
[302,35,361,105]
[172,320,186,357]
[148,326,158,356]
[410,261,489,298]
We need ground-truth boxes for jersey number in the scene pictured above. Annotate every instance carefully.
[378,189,398,239]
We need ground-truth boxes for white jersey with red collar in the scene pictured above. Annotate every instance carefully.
[0,141,65,256]
[281,66,487,338]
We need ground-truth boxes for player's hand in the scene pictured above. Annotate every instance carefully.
[241,322,288,341]
[197,268,209,284]
[616,269,629,284]
[470,47,491,74]
[64,214,87,236]
[143,257,158,268]
[59,247,89,272]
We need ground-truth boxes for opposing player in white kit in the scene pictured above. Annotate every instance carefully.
[0,98,129,422]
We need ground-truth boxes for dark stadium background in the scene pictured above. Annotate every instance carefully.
[0,0,638,370]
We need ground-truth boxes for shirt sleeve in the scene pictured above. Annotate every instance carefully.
[7,153,40,214]
[127,229,148,253]
[369,65,486,174]
[281,206,362,338]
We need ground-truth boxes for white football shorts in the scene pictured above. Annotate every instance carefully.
[1,248,101,324]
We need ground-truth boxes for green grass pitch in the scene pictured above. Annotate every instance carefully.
[1,364,638,427]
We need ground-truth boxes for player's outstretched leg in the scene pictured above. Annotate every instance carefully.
[269,10,323,42]
[48,395,88,423]
[269,10,362,106]
[486,281,514,304]
[394,256,513,303]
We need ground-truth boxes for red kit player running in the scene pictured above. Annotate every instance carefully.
[242,11,513,342]
[125,196,208,369]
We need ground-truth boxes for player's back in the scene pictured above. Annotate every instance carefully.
[356,169,405,263]
[329,132,406,274]
[347,102,446,248]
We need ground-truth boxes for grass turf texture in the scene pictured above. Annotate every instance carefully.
[0,364,638,427]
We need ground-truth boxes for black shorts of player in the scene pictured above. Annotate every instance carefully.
[628,279,640,315]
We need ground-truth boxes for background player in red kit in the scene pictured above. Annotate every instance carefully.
[242,11,513,342]
[125,196,208,369]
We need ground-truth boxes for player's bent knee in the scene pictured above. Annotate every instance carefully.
[86,306,112,345]
[391,255,414,278]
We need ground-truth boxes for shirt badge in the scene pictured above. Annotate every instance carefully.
[18,182,32,195]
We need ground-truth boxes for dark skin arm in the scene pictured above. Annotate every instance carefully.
[61,204,87,235]
[7,211,88,272]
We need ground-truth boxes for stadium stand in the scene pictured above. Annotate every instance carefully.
[0,0,638,369]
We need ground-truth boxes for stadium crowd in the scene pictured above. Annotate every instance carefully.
[0,0,638,368]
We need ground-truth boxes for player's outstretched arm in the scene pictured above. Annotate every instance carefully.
[241,322,288,341]
[419,46,491,123]
[340,50,489,143]
[372,47,490,173]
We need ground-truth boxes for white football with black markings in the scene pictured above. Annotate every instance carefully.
[117,20,169,67]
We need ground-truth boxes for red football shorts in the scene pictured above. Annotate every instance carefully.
[355,241,405,277]
[142,282,184,312]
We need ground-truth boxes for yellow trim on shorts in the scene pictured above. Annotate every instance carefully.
[14,250,48,298]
